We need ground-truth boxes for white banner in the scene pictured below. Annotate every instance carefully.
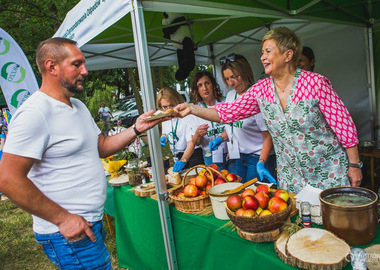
[53,0,132,48]
[0,28,39,115]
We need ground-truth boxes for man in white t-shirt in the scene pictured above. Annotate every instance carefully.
[0,38,165,269]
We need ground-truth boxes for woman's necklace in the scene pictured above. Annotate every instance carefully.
[274,74,295,93]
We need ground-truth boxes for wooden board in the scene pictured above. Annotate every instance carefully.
[286,228,350,270]
[134,182,156,197]
[108,174,129,187]
[275,230,291,265]
[365,244,380,270]
[237,227,280,243]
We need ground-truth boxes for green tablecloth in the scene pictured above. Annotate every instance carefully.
[111,185,380,270]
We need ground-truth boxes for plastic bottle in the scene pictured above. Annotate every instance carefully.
[301,201,312,227]
[350,248,367,270]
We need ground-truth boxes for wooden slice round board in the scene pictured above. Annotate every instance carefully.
[274,230,292,266]
[237,227,280,243]
[365,244,380,270]
[285,228,350,270]
[108,174,129,187]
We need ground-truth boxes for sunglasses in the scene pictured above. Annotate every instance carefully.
[219,53,236,66]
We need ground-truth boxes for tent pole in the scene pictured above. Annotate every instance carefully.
[366,26,378,146]
[130,1,178,269]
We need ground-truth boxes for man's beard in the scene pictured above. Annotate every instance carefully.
[61,79,84,94]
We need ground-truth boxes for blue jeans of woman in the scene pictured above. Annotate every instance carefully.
[34,220,112,270]
[235,154,276,183]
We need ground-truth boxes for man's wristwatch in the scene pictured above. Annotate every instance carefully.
[132,124,142,136]
[348,161,363,168]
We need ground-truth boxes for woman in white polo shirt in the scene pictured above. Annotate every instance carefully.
[209,54,276,183]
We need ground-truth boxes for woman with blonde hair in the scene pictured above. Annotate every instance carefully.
[157,87,204,171]
[174,27,362,193]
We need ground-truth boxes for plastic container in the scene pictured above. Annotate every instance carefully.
[208,182,242,220]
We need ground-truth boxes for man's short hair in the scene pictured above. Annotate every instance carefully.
[36,37,77,74]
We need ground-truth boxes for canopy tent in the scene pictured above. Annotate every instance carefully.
[55,1,380,269]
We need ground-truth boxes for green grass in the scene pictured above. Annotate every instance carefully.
[0,199,127,269]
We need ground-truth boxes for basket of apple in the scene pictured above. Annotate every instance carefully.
[225,185,292,233]
[168,164,241,214]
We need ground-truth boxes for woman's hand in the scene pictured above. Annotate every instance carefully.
[196,124,209,137]
[174,103,191,118]
[348,167,363,187]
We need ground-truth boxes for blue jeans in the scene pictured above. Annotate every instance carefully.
[35,220,112,270]
[203,152,235,172]
[235,154,276,183]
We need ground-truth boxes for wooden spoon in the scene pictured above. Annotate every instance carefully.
[222,178,258,195]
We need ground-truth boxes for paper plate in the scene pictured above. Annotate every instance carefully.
[143,111,174,121]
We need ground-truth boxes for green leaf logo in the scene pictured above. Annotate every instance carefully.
[10,89,30,108]
[0,37,10,55]
[1,62,26,83]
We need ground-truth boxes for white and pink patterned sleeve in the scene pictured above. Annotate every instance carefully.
[214,86,261,124]
[317,77,359,148]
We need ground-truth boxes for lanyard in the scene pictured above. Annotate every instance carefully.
[169,118,179,154]
[202,101,218,138]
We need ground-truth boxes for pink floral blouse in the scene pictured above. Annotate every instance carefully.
[214,69,358,193]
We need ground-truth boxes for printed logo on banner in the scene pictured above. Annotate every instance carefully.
[1,62,26,83]
[10,89,30,109]
[0,37,10,55]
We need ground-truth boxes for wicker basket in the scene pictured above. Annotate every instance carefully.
[169,165,216,214]
[226,192,292,233]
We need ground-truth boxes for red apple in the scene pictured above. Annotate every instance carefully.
[226,194,242,211]
[273,189,289,202]
[259,209,272,216]
[195,175,207,188]
[204,171,213,181]
[242,195,259,210]
[214,178,226,185]
[241,188,255,199]
[255,192,270,209]
[268,197,287,213]
[256,184,270,195]
[177,191,185,198]
[220,169,229,177]
[235,208,245,216]
[183,184,198,197]
[242,209,257,217]
[188,177,196,186]
[205,184,212,194]
[226,173,238,182]
[209,164,219,171]
[199,190,206,196]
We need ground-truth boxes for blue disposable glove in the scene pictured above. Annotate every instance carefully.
[209,137,223,151]
[160,136,167,146]
[256,161,277,184]
[173,161,185,172]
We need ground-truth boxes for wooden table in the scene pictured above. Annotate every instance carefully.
[360,149,380,191]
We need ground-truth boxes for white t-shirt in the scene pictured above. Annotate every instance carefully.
[98,106,111,117]
[189,101,227,153]
[4,91,106,234]
[162,116,193,155]
[225,90,268,155]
